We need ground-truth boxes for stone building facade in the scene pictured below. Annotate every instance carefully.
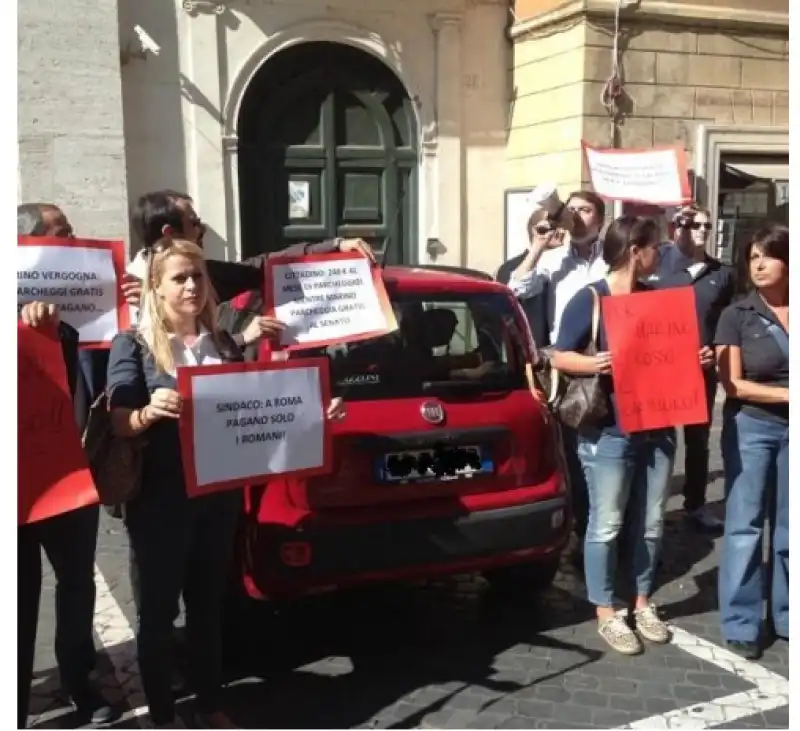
[17,0,789,272]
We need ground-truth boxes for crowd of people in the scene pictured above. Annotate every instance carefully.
[499,192,788,659]
[17,188,788,728]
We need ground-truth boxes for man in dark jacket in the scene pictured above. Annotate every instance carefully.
[652,206,736,532]
[17,202,114,727]
[123,189,375,304]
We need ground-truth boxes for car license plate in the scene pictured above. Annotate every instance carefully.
[375,445,493,484]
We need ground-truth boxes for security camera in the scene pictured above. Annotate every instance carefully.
[133,25,161,56]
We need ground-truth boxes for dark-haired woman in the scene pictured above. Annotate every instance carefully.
[715,224,789,660]
[552,217,713,656]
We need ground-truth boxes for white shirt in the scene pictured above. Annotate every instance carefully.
[167,330,223,376]
[508,238,608,344]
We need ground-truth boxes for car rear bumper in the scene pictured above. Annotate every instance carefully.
[244,496,570,596]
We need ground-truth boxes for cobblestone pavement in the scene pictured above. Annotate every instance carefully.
[29,401,790,729]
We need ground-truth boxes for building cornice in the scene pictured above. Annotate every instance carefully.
[510,0,788,40]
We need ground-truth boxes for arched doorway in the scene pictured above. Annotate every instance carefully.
[237,42,418,264]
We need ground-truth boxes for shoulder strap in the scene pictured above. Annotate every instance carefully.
[588,285,600,347]
[757,315,789,359]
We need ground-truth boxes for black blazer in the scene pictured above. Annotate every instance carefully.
[495,254,551,349]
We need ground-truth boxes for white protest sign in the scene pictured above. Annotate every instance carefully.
[181,363,328,493]
[17,239,124,344]
[266,253,397,348]
[583,143,690,205]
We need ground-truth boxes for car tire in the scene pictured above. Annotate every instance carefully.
[482,555,561,594]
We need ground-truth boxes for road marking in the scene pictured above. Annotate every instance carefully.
[614,626,789,729]
[91,564,149,729]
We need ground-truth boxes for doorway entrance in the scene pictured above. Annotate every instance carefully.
[237,42,418,264]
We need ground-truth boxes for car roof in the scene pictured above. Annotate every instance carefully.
[381,265,509,295]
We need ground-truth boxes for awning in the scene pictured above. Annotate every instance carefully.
[724,161,789,182]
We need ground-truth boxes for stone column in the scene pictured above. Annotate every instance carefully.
[428,13,463,265]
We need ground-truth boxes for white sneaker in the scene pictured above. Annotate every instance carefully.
[688,505,724,531]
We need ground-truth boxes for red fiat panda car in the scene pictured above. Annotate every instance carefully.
[231,265,570,603]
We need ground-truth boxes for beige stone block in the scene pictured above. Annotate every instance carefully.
[510,82,586,128]
[584,47,656,84]
[513,47,586,93]
[585,83,695,120]
[741,58,789,91]
[513,23,585,67]
[652,119,697,152]
[585,21,697,54]
[504,149,584,188]
[657,52,741,88]
[774,92,789,124]
[697,32,787,59]
[731,90,776,125]
[695,88,735,124]
[582,116,654,149]
[506,116,585,158]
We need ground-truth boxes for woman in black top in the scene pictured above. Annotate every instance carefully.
[715,224,789,660]
[107,238,343,728]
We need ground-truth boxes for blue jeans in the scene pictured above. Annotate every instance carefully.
[578,429,676,607]
[719,410,789,642]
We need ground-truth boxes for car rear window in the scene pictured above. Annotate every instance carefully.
[300,292,529,401]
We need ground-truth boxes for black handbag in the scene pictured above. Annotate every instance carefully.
[535,286,609,431]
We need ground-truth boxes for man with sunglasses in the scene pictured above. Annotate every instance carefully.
[652,205,736,532]
[17,203,115,727]
[123,189,375,304]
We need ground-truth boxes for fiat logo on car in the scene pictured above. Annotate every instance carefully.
[420,401,445,424]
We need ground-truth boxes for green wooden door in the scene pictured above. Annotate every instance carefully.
[238,42,417,264]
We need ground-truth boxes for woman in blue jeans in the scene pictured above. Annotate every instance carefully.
[715,224,789,660]
[553,216,713,655]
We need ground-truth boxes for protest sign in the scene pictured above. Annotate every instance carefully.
[177,359,332,497]
[263,251,397,349]
[17,236,130,347]
[18,322,98,525]
[602,288,708,433]
[582,142,692,206]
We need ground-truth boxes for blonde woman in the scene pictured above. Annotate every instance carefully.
[106,238,343,729]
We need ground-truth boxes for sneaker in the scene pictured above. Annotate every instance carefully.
[687,505,724,532]
[634,604,671,644]
[194,710,239,729]
[598,615,643,655]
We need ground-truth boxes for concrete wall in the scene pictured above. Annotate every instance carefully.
[18,0,129,243]
[120,0,511,271]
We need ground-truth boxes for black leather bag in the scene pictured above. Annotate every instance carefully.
[535,286,608,431]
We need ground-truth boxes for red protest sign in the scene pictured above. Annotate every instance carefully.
[17,236,131,349]
[263,251,397,350]
[18,323,98,525]
[602,288,708,433]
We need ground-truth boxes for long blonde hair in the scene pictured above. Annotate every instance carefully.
[138,237,221,373]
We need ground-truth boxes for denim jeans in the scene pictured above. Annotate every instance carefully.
[578,429,676,607]
[719,409,789,642]
[561,425,589,539]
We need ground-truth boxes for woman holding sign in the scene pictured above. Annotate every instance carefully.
[106,238,343,729]
[715,224,789,660]
[552,216,713,656]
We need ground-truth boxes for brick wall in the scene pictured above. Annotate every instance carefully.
[18,0,130,243]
